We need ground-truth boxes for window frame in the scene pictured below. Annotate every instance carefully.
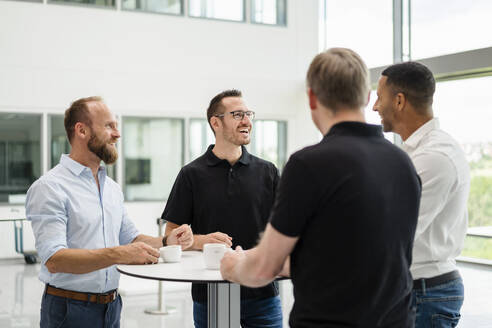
[250,0,287,27]
[121,0,184,16]
[47,114,69,170]
[187,0,246,23]
[47,0,117,10]
[0,111,43,205]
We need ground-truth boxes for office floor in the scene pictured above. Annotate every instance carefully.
[0,259,490,328]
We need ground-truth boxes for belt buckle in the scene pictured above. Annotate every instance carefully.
[98,290,117,304]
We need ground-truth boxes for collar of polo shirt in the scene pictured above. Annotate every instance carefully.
[205,145,251,167]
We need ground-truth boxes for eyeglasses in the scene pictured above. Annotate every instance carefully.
[214,110,255,121]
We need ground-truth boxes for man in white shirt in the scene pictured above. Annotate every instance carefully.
[373,62,470,328]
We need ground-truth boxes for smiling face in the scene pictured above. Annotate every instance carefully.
[215,97,252,146]
[86,101,120,164]
[373,76,397,133]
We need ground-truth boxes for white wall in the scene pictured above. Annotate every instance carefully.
[0,0,321,258]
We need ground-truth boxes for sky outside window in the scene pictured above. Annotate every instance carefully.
[325,0,393,68]
[411,0,492,59]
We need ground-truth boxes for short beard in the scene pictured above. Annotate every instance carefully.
[224,131,250,146]
[221,122,251,146]
[88,135,118,164]
[382,121,393,133]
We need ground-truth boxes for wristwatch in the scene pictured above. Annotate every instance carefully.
[162,235,168,247]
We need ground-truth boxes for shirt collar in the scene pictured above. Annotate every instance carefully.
[323,121,383,141]
[402,118,439,151]
[60,154,106,176]
[237,146,251,165]
[205,145,251,166]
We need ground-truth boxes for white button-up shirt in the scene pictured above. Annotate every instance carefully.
[402,118,470,279]
[26,154,140,292]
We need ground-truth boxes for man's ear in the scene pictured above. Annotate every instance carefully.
[210,117,220,134]
[395,92,407,112]
[308,88,317,110]
[74,122,89,139]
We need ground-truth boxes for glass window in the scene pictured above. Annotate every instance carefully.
[188,118,287,170]
[324,0,393,68]
[48,115,117,179]
[249,120,287,170]
[122,0,182,15]
[0,113,41,204]
[433,76,492,260]
[49,115,71,169]
[189,119,215,162]
[251,0,286,26]
[411,0,492,59]
[122,117,183,201]
[189,0,244,22]
[48,0,115,7]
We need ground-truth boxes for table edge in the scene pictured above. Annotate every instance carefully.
[117,267,291,284]
[116,266,231,284]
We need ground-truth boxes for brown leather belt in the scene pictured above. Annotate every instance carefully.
[45,285,118,304]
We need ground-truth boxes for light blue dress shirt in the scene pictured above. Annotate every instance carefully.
[26,154,140,293]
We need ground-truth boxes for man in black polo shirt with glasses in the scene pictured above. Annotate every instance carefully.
[221,48,422,327]
[161,89,282,328]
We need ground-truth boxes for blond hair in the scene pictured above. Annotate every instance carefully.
[306,48,370,112]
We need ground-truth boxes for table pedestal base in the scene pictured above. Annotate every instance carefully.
[208,283,240,328]
[144,280,177,315]
[144,307,177,315]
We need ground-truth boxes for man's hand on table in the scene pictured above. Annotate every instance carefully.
[193,232,233,250]
[117,242,160,265]
[167,224,194,250]
[220,245,245,282]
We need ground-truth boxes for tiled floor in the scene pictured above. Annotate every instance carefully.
[0,259,490,327]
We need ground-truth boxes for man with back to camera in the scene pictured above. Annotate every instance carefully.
[220,48,422,327]
[373,62,470,327]
[26,96,193,328]
[161,89,283,327]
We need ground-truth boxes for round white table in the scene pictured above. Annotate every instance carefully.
[117,251,240,328]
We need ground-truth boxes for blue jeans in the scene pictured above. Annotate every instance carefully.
[412,278,464,328]
[193,296,283,328]
[40,291,122,328]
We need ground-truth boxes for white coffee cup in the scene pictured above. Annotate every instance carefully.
[159,245,182,263]
[203,243,229,270]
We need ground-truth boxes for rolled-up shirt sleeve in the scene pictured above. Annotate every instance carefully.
[119,206,140,245]
[26,180,69,265]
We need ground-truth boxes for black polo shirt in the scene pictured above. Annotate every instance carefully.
[270,122,421,328]
[162,145,279,303]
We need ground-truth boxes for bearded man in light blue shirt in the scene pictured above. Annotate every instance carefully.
[26,96,193,328]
